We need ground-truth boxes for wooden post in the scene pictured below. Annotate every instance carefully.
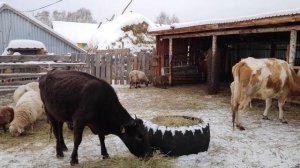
[100,56,106,80]
[120,55,125,84]
[169,38,173,85]
[95,55,101,78]
[106,55,112,84]
[288,30,297,66]
[208,35,218,94]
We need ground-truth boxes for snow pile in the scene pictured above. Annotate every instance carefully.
[89,12,156,53]
[2,39,47,55]
[6,39,46,50]
[52,21,98,44]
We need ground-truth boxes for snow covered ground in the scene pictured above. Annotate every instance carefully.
[0,84,300,168]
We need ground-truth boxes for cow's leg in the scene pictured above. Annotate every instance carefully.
[278,98,288,124]
[58,122,68,151]
[98,134,109,159]
[48,115,65,157]
[236,96,251,130]
[70,120,85,165]
[262,98,272,120]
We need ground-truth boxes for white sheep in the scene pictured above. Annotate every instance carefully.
[9,90,44,136]
[13,82,39,103]
[129,70,150,89]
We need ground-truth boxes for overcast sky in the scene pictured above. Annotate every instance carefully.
[1,0,300,23]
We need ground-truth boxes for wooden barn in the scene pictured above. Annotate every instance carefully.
[150,9,300,94]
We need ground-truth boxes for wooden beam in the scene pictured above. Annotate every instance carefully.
[0,72,46,78]
[0,62,85,69]
[0,55,72,63]
[288,30,297,66]
[169,38,173,85]
[211,35,218,94]
[160,25,300,40]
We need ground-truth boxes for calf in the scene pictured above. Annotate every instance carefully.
[153,75,168,89]
[0,107,14,132]
[39,70,152,165]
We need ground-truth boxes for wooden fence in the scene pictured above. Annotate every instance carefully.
[0,54,87,92]
[0,49,153,92]
[88,49,152,84]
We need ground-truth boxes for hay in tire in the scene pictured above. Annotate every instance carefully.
[144,115,210,156]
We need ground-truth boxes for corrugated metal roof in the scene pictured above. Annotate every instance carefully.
[150,8,300,32]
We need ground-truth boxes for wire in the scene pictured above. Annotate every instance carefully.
[22,0,63,12]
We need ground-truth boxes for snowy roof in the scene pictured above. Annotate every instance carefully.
[90,12,155,53]
[150,8,300,32]
[52,21,98,44]
[6,39,46,50]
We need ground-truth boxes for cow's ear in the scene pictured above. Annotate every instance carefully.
[120,127,126,134]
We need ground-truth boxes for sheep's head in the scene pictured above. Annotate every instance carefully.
[9,123,24,136]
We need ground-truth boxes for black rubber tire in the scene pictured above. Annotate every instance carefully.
[144,116,210,156]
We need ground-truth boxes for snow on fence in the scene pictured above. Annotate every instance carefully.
[0,54,87,92]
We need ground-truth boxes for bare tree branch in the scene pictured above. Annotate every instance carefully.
[106,14,115,21]
[122,0,133,14]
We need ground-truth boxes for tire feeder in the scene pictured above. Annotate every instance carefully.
[144,115,210,156]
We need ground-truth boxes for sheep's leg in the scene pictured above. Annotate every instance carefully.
[3,125,7,132]
[70,120,85,165]
[262,98,272,120]
[98,134,109,159]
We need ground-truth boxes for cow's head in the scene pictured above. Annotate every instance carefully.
[119,117,153,158]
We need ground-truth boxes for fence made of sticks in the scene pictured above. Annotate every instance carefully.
[88,49,152,85]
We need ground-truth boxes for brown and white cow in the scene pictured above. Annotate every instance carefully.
[231,57,300,130]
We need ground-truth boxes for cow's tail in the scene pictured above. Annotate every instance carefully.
[231,63,242,130]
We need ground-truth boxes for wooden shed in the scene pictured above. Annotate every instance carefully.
[150,9,300,94]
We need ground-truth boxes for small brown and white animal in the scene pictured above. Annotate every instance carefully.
[0,107,14,132]
[9,90,44,136]
[13,82,39,103]
[231,57,300,130]
[129,70,150,89]
[153,75,168,89]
